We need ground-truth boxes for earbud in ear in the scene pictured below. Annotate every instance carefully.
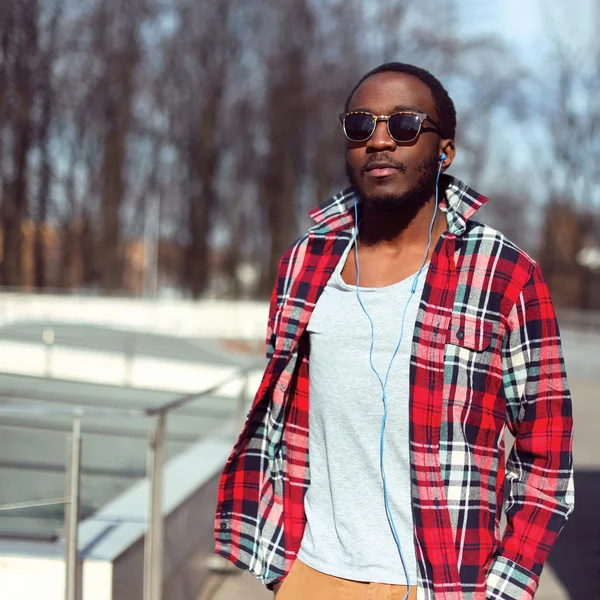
[440,152,447,162]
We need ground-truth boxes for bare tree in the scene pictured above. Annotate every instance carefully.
[0,0,39,287]
[95,0,144,291]
[2,0,589,306]
[33,0,64,289]
[531,3,600,306]
[155,0,242,298]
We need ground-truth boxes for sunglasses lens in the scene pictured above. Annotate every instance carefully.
[388,113,421,142]
[344,113,375,141]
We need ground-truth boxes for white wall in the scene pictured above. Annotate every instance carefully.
[0,555,112,600]
[0,295,269,341]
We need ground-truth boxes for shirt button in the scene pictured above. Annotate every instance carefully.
[456,329,465,340]
[220,521,228,529]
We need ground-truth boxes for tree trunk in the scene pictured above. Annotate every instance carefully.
[99,19,139,292]
[2,1,38,287]
[34,0,62,289]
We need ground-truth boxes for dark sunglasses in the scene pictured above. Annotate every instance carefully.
[339,110,440,143]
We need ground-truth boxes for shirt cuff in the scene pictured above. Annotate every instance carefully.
[486,555,539,600]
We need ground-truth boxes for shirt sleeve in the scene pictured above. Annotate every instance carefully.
[265,242,298,362]
[487,264,575,600]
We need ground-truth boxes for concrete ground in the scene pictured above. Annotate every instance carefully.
[198,570,270,600]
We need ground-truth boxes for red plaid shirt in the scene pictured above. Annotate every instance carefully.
[215,176,574,600]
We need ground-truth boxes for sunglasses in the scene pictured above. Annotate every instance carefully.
[339,110,440,144]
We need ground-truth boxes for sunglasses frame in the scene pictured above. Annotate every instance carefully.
[339,110,441,144]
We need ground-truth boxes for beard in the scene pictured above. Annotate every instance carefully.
[345,151,439,214]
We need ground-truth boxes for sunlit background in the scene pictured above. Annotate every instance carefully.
[0,1,598,599]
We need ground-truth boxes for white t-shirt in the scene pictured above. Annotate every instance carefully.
[298,235,426,585]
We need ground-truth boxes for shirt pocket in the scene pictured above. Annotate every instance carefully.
[442,314,503,464]
[447,313,494,351]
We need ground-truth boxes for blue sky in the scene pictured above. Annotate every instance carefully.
[445,0,599,237]
[457,0,596,61]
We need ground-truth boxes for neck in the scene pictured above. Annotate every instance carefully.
[357,195,444,250]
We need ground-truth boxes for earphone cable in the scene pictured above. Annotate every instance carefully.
[353,160,444,600]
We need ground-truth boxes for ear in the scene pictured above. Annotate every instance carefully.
[439,139,456,171]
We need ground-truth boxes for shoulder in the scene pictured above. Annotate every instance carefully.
[459,220,549,320]
[278,232,311,271]
[272,232,313,299]
[463,220,539,282]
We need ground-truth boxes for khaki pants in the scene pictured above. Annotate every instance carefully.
[275,559,418,600]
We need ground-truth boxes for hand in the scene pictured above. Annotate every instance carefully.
[272,581,283,597]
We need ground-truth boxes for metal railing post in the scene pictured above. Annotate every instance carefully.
[124,334,135,387]
[64,413,82,600]
[0,365,259,600]
[144,413,166,600]
[237,372,250,430]
[43,327,55,377]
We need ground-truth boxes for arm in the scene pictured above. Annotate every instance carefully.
[266,240,298,362]
[266,275,279,362]
[487,265,575,600]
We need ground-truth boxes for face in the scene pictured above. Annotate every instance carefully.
[344,71,454,212]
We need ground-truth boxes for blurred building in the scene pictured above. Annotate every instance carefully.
[539,202,600,309]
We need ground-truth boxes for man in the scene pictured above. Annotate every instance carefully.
[215,63,574,600]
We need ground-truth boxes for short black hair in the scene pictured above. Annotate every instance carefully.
[344,62,456,140]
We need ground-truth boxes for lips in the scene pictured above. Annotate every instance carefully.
[364,162,401,178]
[368,167,398,178]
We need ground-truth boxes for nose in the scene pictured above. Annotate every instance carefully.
[366,119,396,152]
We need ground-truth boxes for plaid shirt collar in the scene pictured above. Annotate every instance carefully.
[307,175,489,236]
